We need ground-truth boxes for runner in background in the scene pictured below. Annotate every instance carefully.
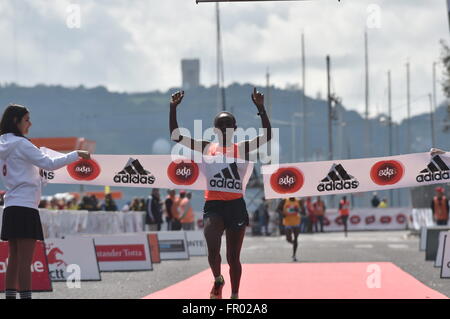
[169,88,271,299]
[280,197,301,262]
[338,196,350,237]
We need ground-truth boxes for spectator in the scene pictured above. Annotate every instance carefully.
[165,189,176,231]
[49,197,59,210]
[314,196,326,233]
[66,198,78,210]
[138,198,146,211]
[78,196,93,211]
[371,192,380,208]
[90,195,100,211]
[275,199,285,236]
[305,197,315,234]
[257,197,270,236]
[171,191,182,231]
[378,198,388,208]
[431,187,449,226]
[179,191,195,231]
[129,197,141,211]
[145,189,163,231]
[38,199,48,209]
[338,196,350,237]
[101,193,118,212]
[299,199,307,233]
[121,201,131,212]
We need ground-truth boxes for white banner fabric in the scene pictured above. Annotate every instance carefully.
[42,149,253,194]
[262,152,450,199]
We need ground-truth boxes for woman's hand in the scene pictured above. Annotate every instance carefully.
[170,91,185,108]
[77,150,91,160]
[430,148,446,157]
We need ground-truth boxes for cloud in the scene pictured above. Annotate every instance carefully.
[0,0,447,120]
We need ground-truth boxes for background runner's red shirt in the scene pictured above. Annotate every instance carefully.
[204,143,243,202]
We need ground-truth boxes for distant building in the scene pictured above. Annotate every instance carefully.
[181,59,200,89]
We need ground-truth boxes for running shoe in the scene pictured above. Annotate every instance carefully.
[210,275,225,299]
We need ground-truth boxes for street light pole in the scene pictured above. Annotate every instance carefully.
[302,32,307,162]
[327,55,333,161]
[406,62,411,153]
[388,70,393,206]
[429,93,436,147]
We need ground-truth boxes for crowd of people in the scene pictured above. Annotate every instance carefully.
[252,196,331,236]
[37,189,196,232]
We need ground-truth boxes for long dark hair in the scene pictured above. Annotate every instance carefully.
[0,104,29,137]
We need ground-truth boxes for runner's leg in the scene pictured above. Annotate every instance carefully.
[225,226,246,296]
[204,214,225,278]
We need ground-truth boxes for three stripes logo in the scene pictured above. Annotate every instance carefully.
[416,155,450,183]
[209,162,242,190]
[113,158,156,185]
[317,163,359,192]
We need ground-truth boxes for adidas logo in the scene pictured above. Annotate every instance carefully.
[416,155,450,183]
[209,162,242,190]
[317,163,359,192]
[113,158,156,185]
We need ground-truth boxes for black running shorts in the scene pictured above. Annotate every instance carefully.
[203,198,249,230]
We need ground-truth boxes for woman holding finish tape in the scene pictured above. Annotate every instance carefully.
[169,88,272,299]
[0,104,90,299]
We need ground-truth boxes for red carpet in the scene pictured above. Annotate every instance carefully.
[143,262,447,299]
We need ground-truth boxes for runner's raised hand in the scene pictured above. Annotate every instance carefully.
[170,91,185,108]
[251,88,265,114]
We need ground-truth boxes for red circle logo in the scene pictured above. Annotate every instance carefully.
[67,159,101,181]
[370,160,404,186]
[380,216,392,224]
[335,216,344,226]
[350,215,361,225]
[270,167,304,194]
[167,159,199,185]
[323,217,331,226]
[365,215,376,225]
[396,214,406,224]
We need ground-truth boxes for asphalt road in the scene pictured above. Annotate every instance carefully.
[31,230,449,299]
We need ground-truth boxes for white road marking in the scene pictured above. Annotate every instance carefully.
[354,244,374,249]
[387,244,409,249]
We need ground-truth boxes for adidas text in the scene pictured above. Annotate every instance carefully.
[114,174,155,185]
[210,178,242,190]
[317,180,359,192]
[416,171,450,183]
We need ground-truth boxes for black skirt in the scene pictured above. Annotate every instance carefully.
[1,206,44,241]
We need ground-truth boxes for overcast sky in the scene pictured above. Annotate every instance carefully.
[0,0,448,122]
